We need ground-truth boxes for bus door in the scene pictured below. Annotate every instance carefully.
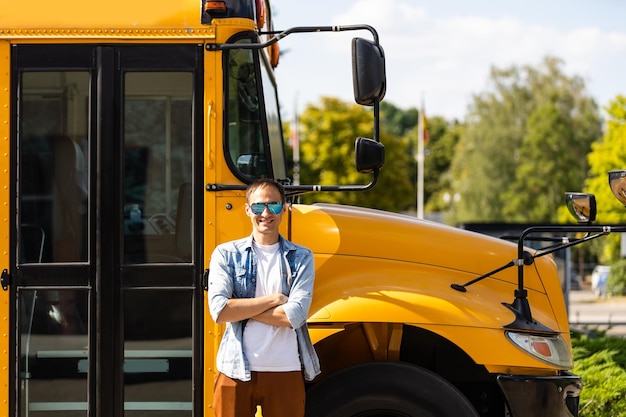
[12,44,203,417]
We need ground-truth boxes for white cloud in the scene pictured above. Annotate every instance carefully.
[273,0,626,121]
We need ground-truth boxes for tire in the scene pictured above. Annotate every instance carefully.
[305,361,480,417]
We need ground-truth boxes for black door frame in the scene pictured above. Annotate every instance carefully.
[10,43,205,417]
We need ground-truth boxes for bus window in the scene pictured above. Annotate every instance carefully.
[122,72,193,264]
[123,289,193,415]
[225,40,269,179]
[260,54,287,180]
[19,288,89,416]
[19,72,90,264]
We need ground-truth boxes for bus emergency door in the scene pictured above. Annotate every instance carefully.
[12,45,203,417]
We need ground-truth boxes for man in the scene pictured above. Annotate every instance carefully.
[208,178,321,417]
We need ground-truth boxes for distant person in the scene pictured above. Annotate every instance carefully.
[208,178,320,417]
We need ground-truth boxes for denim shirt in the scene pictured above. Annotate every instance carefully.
[208,234,321,381]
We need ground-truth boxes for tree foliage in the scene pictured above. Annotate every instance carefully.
[381,103,461,215]
[450,56,602,223]
[380,101,418,137]
[423,118,463,214]
[297,97,414,212]
[585,95,626,262]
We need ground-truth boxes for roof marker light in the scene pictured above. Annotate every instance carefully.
[204,1,227,13]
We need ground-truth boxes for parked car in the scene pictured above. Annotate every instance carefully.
[591,265,611,297]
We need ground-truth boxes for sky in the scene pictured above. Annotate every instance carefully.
[270,0,626,122]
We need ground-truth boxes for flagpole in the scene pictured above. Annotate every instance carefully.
[416,99,425,219]
[293,93,300,185]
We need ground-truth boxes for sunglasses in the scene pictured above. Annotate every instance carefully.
[249,201,284,215]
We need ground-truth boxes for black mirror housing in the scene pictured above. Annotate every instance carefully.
[355,137,384,173]
[352,37,386,106]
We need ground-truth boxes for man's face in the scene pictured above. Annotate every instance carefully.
[245,184,285,243]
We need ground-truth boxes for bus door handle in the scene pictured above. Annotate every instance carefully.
[1,269,11,291]
[202,269,209,291]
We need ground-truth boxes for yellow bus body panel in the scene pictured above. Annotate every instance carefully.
[1,0,207,31]
[0,39,10,417]
[289,203,572,372]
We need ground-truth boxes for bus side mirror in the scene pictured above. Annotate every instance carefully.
[565,192,596,223]
[352,37,386,106]
[609,170,626,206]
[355,137,385,173]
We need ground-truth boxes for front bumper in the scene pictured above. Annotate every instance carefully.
[497,373,581,417]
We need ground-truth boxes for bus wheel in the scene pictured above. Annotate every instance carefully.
[305,361,479,417]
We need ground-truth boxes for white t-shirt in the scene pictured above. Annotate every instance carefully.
[242,241,300,372]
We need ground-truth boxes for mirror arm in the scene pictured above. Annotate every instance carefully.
[374,101,381,142]
[514,225,626,279]
[504,225,625,332]
[450,260,516,292]
[451,224,626,332]
[450,233,601,293]
[206,171,380,194]
[532,232,604,259]
[285,170,380,193]
[207,24,381,51]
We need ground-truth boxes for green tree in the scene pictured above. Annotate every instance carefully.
[297,97,414,212]
[504,102,578,221]
[380,101,462,217]
[380,102,421,213]
[380,101,418,137]
[450,56,602,223]
[585,95,626,262]
[423,118,463,215]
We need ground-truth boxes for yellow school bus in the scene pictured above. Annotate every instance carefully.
[0,0,592,416]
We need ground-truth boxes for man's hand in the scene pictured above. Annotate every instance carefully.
[270,293,288,307]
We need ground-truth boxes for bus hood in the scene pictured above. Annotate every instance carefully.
[287,203,573,367]
[288,203,556,295]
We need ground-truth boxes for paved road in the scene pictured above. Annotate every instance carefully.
[567,289,626,336]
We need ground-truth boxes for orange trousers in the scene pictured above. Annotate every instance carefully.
[214,371,305,417]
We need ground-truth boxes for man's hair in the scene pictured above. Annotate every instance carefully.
[246,178,286,203]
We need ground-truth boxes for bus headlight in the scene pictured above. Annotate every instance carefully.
[505,331,573,368]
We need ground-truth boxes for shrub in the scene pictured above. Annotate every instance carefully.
[572,331,626,416]
[607,259,626,296]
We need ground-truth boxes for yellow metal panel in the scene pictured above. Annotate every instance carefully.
[307,254,554,328]
[292,202,571,373]
[203,40,218,417]
[200,26,258,415]
[0,39,9,417]
[420,325,568,375]
[289,204,559,298]
[1,0,206,30]
[0,0,258,41]
[305,252,567,370]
